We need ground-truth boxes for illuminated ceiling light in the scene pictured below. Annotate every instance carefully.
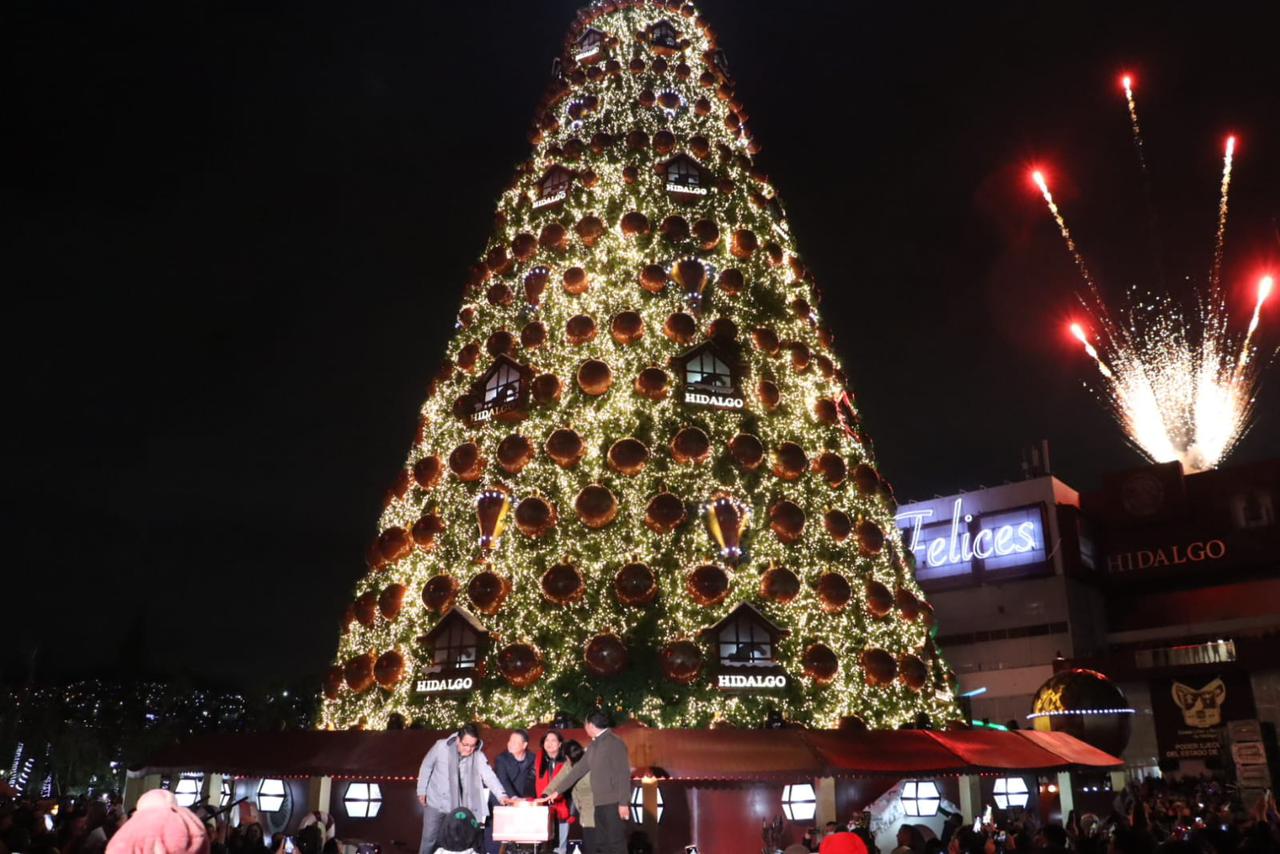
[993,777,1029,809]
[781,783,817,822]
[901,780,940,817]
[343,782,383,818]
[174,773,203,808]
[257,778,287,813]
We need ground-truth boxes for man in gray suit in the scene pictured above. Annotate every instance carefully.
[538,711,631,854]
[416,723,514,854]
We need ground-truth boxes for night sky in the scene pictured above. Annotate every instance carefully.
[7,1,1278,685]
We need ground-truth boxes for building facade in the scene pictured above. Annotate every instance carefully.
[896,457,1280,782]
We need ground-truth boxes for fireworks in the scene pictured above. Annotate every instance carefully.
[1032,170,1096,293]
[1121,73,1147,172]
[1069,323,1113,378]
[1237,275,1275,372]
[1211,135,1236,291]
[1033,87,1271,474]
[1064,289,1251,474]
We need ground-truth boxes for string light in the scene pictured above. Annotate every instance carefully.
[322,1,957,733]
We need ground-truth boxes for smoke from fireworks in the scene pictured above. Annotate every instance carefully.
[1031,92,1271,474]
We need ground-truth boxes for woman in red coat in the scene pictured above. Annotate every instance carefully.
[534,730,573,853]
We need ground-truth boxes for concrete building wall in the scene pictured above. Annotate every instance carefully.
[1115,681,1160,771]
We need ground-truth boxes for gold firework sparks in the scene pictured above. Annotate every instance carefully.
[1032,170,1098,296]
[1236,275,1275,373]
[1211,135,1235,292]
[1121,74,1147,172]
[1030,111,1271,474]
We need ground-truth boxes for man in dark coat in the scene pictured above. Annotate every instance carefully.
[538,711,631,854]
[485,729,536,854]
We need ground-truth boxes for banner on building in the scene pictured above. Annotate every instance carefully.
[1150,672,1257,761]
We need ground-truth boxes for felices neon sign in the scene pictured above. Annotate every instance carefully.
[896,499,1046,578]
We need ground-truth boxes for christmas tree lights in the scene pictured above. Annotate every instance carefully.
[321,0,959,732]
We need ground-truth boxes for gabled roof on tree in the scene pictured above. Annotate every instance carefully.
[576,27,605,47]
[673,340,740,375]
[419,605,488,645]
[476,353,530,383]
[675,340,724,362]
[699,602,790,640]
[660,152,707,174]
[538,164,576,191]
[649,19,678,44]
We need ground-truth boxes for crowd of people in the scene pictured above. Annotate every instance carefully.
[416,712,633,854]
[6,741,1279,854]
[785,775,1280,854]
[0,784,349,854]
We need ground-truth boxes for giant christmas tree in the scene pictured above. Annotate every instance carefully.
[321,0,958,732]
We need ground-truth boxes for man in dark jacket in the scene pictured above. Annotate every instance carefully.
[485,729,536,854]
[539,711,631,854]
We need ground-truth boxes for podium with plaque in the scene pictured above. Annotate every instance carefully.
[491,802,550,853]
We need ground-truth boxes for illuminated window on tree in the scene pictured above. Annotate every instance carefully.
[174,773,202,808]
[666,157,702,189]
[430,619,479,672]
[900,780,940,817]
[718,614,774,668]
[993,777,1029,809]
[781,784,817,821]
[343,782,383,818]
[257,779,287,813]
[539,168,573,200]
[575,27,605,58]
[482,361,522,407]
[650,20,678,48]
[685,350,732,391]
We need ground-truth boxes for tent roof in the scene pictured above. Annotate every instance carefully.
[133,725,1121,783]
